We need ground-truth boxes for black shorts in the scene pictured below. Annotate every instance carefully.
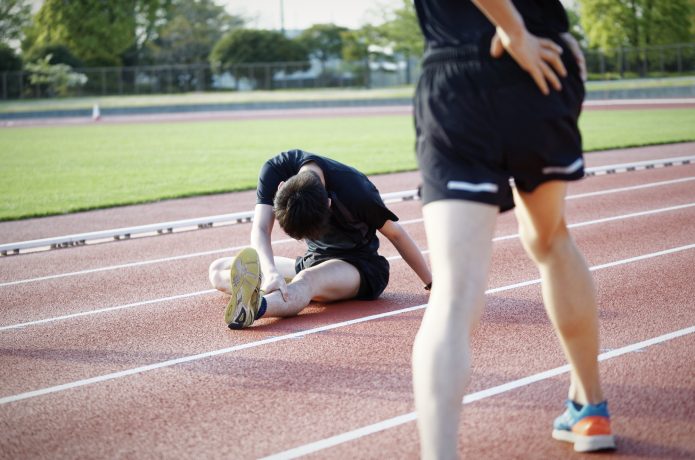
[295,251,390,300]
[415,38,586,212]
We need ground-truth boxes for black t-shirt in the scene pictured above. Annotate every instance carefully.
[256,150,398,256]
[414,0,569,49]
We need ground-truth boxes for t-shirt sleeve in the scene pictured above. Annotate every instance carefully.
[356,180,399,229]
[256,160,283,205]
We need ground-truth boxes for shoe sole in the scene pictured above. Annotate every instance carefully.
[552,429,616,452]
[224,248,262,329]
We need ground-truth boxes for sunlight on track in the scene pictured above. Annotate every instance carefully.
[2,202,694,331]
[2,242,693,406]
[261,325,695,460]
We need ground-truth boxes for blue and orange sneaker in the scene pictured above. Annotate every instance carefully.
[552,400,616,452]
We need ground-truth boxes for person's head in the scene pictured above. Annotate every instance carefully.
[273,170,330,240]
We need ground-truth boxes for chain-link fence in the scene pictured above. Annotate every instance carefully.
[0,58,418,100]
[2,43,693,100]
[585,43,695,79]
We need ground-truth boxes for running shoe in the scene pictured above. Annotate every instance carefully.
[552,400,616,452]
[224,247,263,329]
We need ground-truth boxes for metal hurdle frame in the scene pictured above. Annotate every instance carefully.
[1,156,692,256]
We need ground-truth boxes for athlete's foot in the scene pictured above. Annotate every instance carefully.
[552,400,616,452]
[225,247,263,329]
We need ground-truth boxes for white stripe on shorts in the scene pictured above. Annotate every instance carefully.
[446,181,499,193]
[542,158,584,175]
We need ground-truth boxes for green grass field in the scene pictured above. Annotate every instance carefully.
[1,108,694,221]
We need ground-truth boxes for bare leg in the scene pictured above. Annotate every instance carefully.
[412,200,498,460]
[263,259,361,317]
[209,256,296,294]
[513,181,604,405]
[210,255,361,317]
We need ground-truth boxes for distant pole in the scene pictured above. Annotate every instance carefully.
[280,0,285,35]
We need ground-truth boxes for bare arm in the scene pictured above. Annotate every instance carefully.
[250,203,289,300]
[472,0,567,95]
[379,220,432,288]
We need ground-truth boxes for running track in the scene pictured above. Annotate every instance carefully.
[2,98,695,127]
[1,142,695,459]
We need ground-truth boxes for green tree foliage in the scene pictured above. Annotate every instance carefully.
[565,7,587,45]
[377,0,423,57]
[579,0,693,50]
[24,43,83,68]
[25,54,87,96]
[0,0,31,43]
[27,0,168,67]
[296,23,348,68]
[148,0,244,65]
[341,26,379,63]
[209,29,309,89]
[0,42,21,71]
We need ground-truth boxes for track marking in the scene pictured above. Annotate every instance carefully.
[261,324,695,460]
[0,290,217,332]
[1,242,693,405]
[566,176,695,200]
[2,202,694,332]
[0,239,293,288]
[583,98,695,106]
[2,176,693,288]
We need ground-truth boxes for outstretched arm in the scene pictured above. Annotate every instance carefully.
[379,220,432,289]
[250,203,289,300]
[473,0,567,95]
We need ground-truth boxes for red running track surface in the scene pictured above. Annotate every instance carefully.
[1,144,694,459]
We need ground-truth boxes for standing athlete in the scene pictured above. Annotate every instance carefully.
[411,0,615,457]
[209,149,432,329]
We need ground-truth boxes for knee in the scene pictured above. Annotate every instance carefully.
[208,258,228,290]
[519,223,570,263]
[286,272,314,304]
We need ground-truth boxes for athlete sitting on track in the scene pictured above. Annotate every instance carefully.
[411,0,615,457]
[208,149,432,329]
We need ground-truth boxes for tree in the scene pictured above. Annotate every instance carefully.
[579,0,693,50]
[0,0,31,43]
[377,0,424,58]
[210,29,309,89]
[25,54,87,96]
[24,43,83,68]
[565,6,587,46]
[340,25,400,88]
[296,23,348,73]
[27,0,169,67]
[341,27,375,63]
[0,42,21,71]
[147,0,244,65]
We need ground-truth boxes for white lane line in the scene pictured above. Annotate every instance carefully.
[487,202,695,245]
[566,176,695,200]
[1,242,693,405]
[0,238,294,288]
[2,176,693,288]
[262,325,695,460]
[2,202,694,332]
[0,290,217,332]
[584,98,695,106]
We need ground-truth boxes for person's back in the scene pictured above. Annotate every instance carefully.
[414,0,568,48]
[257,150,397,256]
